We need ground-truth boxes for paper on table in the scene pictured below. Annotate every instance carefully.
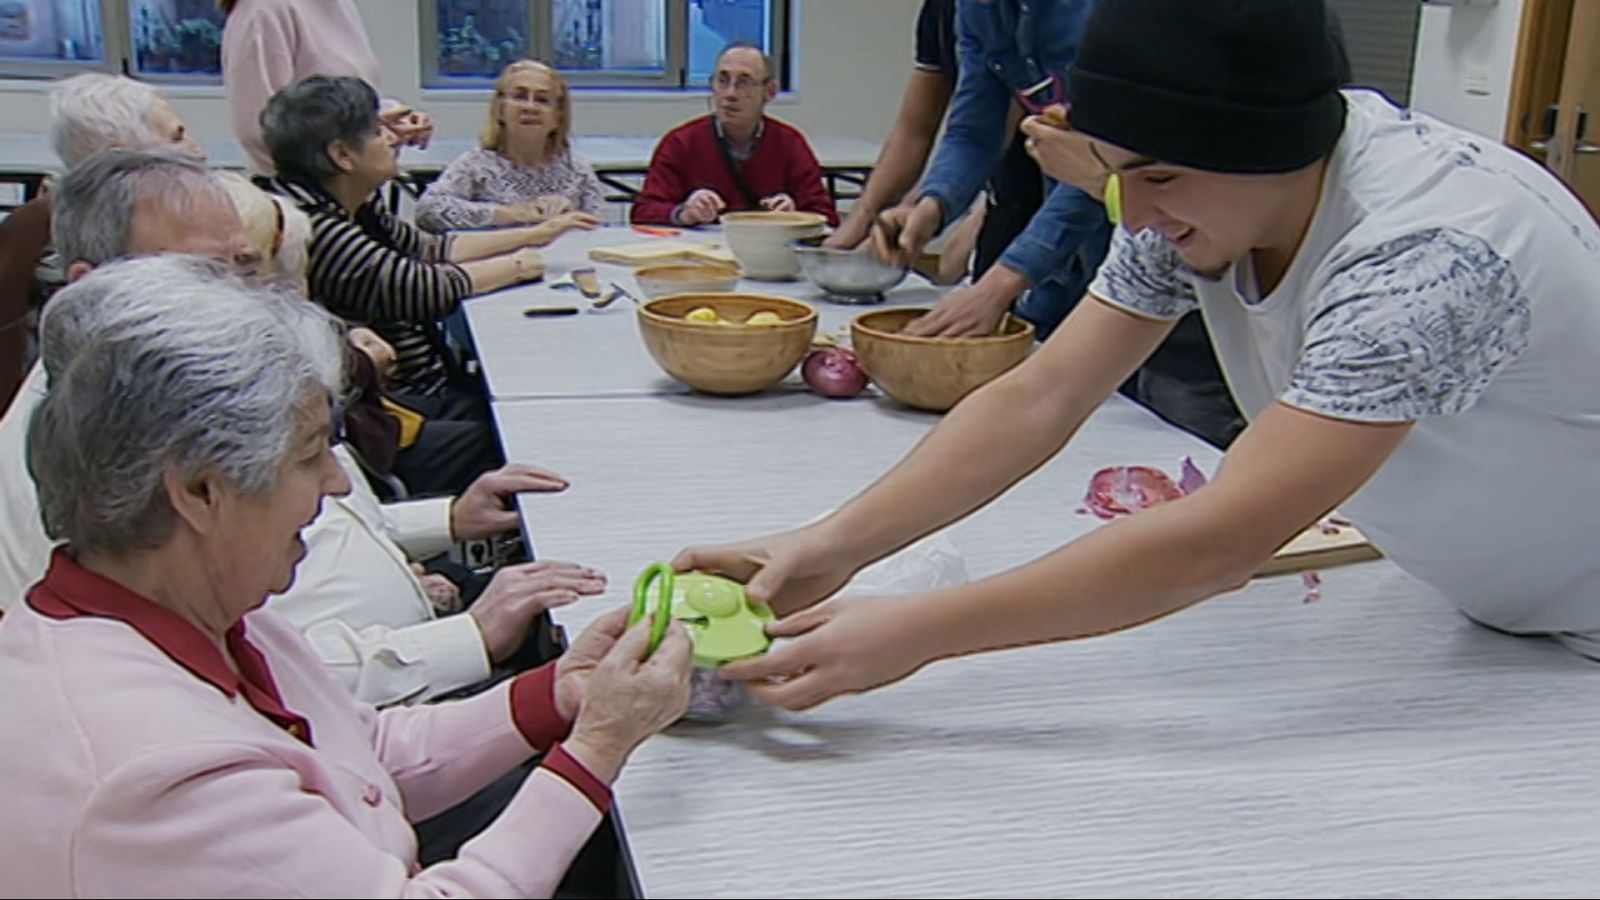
[587,239,737,267]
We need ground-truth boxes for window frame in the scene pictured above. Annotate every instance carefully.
[0,0,120,79]
[419,0,790,91]
[0,0,227,84]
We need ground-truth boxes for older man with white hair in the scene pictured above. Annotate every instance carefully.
[1,72,205,408]
[0,149,605,714]
[49,71,206,166]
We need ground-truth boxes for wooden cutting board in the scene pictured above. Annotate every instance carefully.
[1256,517,1382,577]
[588,239,738,267]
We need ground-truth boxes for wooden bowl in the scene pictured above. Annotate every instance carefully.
[635,263,742,299]
[850,308,1034,412]
[638,293,819,395]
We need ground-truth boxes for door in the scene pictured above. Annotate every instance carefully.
[1507,0,1600,215]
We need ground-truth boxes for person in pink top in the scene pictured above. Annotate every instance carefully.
[0,254,692,897]
[220,0,434,173]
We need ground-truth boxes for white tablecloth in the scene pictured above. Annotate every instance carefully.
[490,390,1600,899]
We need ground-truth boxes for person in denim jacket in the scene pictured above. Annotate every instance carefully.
[877,0,1107,341]
[875,0,1243,448]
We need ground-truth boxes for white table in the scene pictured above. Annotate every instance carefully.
[462,227,948,400]
[490,391,1600,899]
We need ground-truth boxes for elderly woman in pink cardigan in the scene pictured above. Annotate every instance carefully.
[0,255,691,897]
[221,0,433,173]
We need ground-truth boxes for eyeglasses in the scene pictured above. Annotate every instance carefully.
[711,73,768,93]
[501,91,558,107]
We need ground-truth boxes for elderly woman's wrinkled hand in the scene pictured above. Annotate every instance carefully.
[563,616,692,782]
[347,327,397,384]
[532,194,574,220]
[450,463,571,541]
[552,605,628,721]
[380,107,434,149]
[469,561,607,663]
[530,211,601,246]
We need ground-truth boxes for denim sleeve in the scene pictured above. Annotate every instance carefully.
[917,14,1010,226]
[997,180,1109,283]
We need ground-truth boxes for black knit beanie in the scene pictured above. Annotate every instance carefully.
[1067,0,1349,174]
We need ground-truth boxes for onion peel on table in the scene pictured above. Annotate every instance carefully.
[1077,456,1206,520]
[1077,457,1330,603]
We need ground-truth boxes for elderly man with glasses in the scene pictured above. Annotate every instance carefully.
[631,41,838,226]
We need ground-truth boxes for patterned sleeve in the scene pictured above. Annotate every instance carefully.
[1086,227,1200,320]
[570,155,607,217]
[1282,227,1532,422]
[377,200,453,264]
[414,151,500,233]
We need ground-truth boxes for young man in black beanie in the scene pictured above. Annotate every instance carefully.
[673,0,1600,711]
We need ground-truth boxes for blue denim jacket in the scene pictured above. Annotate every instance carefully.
[919,0,1105,289]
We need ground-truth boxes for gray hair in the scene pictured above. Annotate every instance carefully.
[260,75,380,182]
[27,255,344,557]
[49,73,165,168]
[52,148,230,267]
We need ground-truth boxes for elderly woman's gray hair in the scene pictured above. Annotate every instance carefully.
[49,73,166,168]
[52,148,231,267]
[26,255,344,557]
[260,75,381,182]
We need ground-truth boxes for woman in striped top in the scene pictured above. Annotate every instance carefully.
[417,61,607,233]
[259,75,597,397]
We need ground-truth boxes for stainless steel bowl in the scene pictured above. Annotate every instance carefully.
[793,239,910,303]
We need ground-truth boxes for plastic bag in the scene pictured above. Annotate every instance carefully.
[837,530,970,597]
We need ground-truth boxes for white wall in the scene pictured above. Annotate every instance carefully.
[0,0,921,145]
[1409,0,1528,139]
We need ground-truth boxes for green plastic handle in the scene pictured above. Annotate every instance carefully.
[1104,172,1123,226]
[629,562,674,659]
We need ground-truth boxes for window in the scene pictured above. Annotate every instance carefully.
[128,0,225,80]
[0,1,224,82]
[0,1,108,77]
[423,0,788,90]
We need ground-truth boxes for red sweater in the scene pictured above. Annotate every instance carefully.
[631,116,839,226]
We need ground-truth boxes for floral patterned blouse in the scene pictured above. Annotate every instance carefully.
[415,147,608,232]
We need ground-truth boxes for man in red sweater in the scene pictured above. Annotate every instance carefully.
[631,42,839,226]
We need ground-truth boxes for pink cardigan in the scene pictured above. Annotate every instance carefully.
[222,0,388,173]
[0,551,609,898]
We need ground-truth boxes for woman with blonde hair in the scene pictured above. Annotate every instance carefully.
[417,60,607,232]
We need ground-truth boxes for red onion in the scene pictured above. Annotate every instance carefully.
[802,346,868,398]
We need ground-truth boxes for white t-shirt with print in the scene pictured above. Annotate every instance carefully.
[1089,89,1600,640]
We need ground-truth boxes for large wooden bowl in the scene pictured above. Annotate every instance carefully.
[638,293,819,395]
[851,308,1034,412]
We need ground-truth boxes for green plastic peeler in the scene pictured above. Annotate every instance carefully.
[630,562,775,668]
[1104,172,1123,226]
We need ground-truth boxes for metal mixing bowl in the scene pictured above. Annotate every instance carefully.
[792,238,910,303]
